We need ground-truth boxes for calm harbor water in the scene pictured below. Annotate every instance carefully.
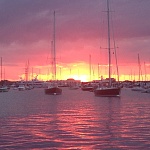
[0,87,150,150]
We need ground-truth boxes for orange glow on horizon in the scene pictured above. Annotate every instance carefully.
[16,62,150,82]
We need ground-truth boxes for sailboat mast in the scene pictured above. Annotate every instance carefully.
[107,0,111,86]
[89,54,91,81]
[138,53,141,81]
[53,11,56,80]
[1,57,2,81]
[144,62,147,81]
[51,40,54,80]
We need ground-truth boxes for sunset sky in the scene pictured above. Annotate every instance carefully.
[0,0,150,81]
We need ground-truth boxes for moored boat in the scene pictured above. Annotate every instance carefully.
[0,86,9,92]
[81,85,93,91]
[131,86,144,91]
[141,88,150,93]
[94,86,120,97]
[45,85,62,95]
[94,0,121,97]
[18,84,26,91]
[44,11,62,95]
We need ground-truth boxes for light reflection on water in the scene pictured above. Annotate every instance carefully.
[0,88,150,149]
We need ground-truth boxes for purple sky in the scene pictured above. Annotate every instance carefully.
[0,0,150,80]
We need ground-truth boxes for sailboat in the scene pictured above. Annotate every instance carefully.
[94,0,121,97]
[131,53,144,92]
[45,11,62,95]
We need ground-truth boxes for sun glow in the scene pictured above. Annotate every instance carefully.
[72,74,89,82]
[15,61,150,82]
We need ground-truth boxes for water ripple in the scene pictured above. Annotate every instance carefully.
[0,88,150,149]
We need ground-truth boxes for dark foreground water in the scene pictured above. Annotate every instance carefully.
[0,87,150,150]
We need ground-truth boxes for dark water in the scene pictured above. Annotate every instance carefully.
[0,88,150,150]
